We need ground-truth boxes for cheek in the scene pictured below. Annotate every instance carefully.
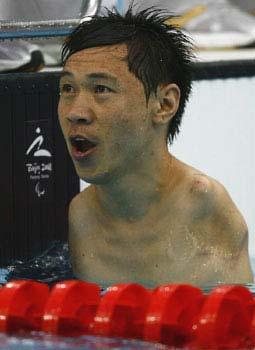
[100,118,130,155]
[111,119,146,155]
[58,97,71,118]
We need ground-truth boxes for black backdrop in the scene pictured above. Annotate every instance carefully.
[0,72,79,266]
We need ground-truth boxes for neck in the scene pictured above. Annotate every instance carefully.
[92,147,176,222]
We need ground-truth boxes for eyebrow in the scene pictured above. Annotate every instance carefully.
[60,71,118,84]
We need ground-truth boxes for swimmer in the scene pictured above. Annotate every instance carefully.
[58,7,253,287]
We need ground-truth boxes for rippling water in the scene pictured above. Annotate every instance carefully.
[2,241,75,286]
[0,333,167,350]
[0,331,172,350]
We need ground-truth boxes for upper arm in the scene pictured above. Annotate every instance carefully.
[189,174,253,283]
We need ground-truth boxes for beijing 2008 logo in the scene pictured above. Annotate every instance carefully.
[25,125,53,198]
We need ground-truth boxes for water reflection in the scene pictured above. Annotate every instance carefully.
[0,332,167,350]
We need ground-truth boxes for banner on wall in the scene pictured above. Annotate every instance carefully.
[25,120,53,199]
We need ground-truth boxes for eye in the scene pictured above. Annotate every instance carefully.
[94,85,113,94]
[60,83,75,94]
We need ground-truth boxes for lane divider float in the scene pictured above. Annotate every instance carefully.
[0,280,254,348]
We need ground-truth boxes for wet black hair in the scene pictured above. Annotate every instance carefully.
[62,6,194,144]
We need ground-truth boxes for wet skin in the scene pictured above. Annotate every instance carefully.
[59,44,253,287]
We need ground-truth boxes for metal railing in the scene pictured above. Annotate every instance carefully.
[0,0,101,39]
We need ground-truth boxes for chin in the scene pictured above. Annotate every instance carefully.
[78,169,114,186]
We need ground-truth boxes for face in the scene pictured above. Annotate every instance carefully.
[58,44,156,184]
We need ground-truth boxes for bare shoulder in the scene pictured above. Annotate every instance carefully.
[177,161,249,251]
[180,163,244,220]
[185,166,227,206]
[177,162,253,282]
[190,171,247,231]
[69,185,93,213]
[68,185,94,233]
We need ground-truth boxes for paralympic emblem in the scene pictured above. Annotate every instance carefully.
[26,127,52,158]
[25,125,53,198]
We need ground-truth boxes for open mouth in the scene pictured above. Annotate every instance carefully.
[69,136,97,159]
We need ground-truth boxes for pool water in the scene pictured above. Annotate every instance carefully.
[1,241,75,286]
[0,333,168,349]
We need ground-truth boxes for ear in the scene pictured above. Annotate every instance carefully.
[152,83,180,125]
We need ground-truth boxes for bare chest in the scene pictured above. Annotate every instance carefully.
[70,207,213,286]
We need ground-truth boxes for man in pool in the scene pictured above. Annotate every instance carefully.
[58,7,253,286]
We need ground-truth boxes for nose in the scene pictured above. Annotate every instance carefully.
[68,109,94,125]
[65,94,95,125]
[68,113,93,125]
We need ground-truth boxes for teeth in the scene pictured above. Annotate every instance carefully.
[75,137,85,141]
[71,136,91,142]
[71,136,85,140]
